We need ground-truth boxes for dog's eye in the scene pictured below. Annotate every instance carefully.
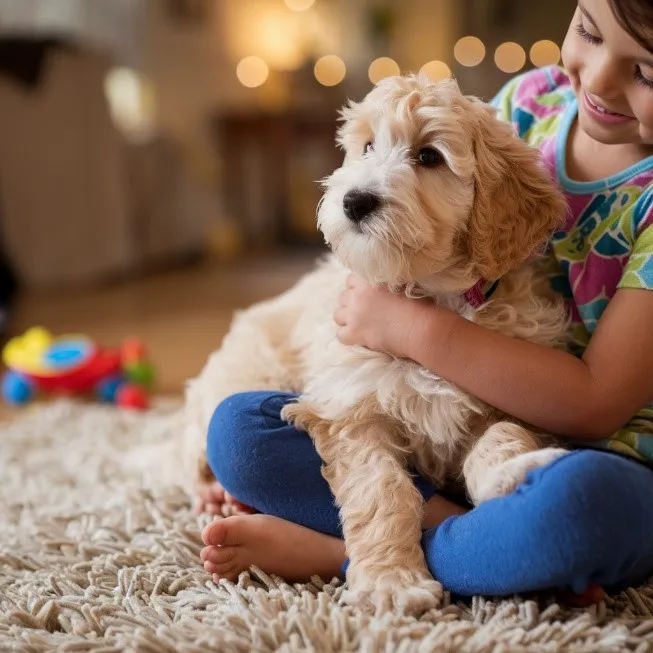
[364,142,374,155]
[417,147,442,167]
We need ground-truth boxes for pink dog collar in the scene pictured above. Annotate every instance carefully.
[463,279,499,309]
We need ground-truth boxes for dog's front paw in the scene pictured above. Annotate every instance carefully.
[473,447,568,504]
[344,571,443,616]
[280,400,323,433]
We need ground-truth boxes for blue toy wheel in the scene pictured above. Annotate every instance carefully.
[96,375,125,403]
[2,371,35,405]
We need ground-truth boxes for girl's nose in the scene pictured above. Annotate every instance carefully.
[583,54,622,102]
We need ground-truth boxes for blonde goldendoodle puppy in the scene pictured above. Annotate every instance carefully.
[183,74,570,614]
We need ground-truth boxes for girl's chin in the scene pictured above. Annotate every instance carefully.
[578,112,642,146]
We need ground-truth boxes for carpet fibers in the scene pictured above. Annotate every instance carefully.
[1,400,653,652]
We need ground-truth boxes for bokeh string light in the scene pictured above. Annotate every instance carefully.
[368,57,400,84]
[494,42,526,73]
[530,40,561,67]
[420,60,451,81]
[236,56,269,88]
[314,55,346,86]
[454,36,486,67]
[234,26,560,91]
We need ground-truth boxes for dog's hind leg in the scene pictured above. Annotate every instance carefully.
[182,296,306,507]
[463,422,567,505]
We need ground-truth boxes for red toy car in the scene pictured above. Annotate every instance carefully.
[1,327,155,409]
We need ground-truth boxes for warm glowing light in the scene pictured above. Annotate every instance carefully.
[454,36,486,67]
[368,57,400,84]
[226,5,305,71]
[104,68,156,138]
[494,42,526,73]
[420,60,451,81]
[314,55,346,86]
[529,40,561,67]
[256,11,305,70]
[284,0,315,10]
[236,56,269,88]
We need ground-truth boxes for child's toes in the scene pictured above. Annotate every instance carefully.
[224,491,255,513]
[204,560,219,575]
[212,557,239,579]
[204,558,237,578]
[213,567,239,582]
[203,554,239,581]
[202,519,227,546]
[207,482,226,503]
[202,516,245,546]
[200,545,216,562]
[205,546,238,566]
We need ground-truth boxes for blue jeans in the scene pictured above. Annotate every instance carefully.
[206,391,653,596]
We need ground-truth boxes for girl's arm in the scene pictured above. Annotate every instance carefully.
[335,277,653,440]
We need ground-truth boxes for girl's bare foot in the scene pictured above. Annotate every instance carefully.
[201,514,345,582]
[193,480,256,517]
[198,493,466,580]
[422,493,469,529]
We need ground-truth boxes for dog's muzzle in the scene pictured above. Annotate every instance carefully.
[342,189,382,223]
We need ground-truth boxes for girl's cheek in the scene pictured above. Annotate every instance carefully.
[638,120,653,145]
[632,99,653,143]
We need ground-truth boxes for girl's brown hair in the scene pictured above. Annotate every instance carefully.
[609,0,653,53]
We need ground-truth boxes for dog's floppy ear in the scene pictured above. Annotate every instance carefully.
[466,101,567,280]
[336,99,370,162]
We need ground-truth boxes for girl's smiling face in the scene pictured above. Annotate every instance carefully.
[562,0,653,146]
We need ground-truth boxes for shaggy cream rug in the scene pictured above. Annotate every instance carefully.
[1,400,653,652]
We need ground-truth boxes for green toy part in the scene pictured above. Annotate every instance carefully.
[124,361,156,388]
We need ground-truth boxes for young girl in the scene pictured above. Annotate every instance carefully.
[200,0,653,602]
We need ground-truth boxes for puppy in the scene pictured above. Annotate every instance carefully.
[183,74,569,615]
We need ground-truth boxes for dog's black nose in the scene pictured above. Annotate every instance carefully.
[343,190,381,223]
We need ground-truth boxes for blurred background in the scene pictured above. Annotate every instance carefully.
[0,0,571,394]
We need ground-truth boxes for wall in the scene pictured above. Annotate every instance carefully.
[0,0,146,66]
[0,48,135,288]
[142,0,463,189]
[455,0,571,99]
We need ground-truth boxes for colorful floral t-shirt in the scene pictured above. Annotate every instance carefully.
[492,65,653,463]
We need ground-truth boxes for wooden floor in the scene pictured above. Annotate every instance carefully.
[7,253,316,396]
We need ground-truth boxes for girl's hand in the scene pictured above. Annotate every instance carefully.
[334,274,427,357]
